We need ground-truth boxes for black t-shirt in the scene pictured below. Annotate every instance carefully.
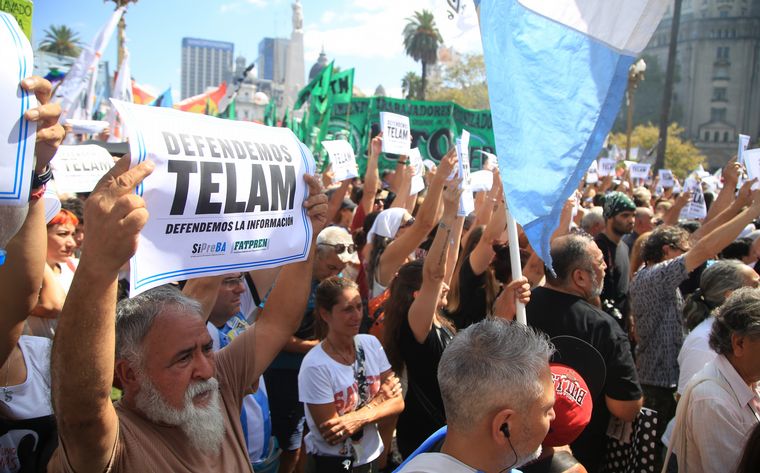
[450,256,488,330]
[594,233,630,306]
[527,287,642,473]
[396,314,453,458]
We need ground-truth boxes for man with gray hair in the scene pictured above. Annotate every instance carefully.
[48,156,328,472]
[669,287,760,473]
[526,233,642,473]
[398,319,556,473]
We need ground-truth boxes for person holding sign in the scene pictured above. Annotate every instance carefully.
[48,155,329,472]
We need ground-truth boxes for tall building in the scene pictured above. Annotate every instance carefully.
[641,0,760,166]
[181,37,234,99]
[258,37,290,83]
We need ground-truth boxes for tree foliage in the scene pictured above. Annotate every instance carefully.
[38,25,82,57]
[609,123,706,178]
[426,53,489,109]
[402,10,442,101]
[401,72,421,100]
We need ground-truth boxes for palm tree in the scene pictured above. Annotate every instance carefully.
[403,10,442,101]
[401,71,421,100]
[38,25,81,57]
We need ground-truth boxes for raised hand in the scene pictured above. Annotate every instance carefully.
[81,155,154,274]
[21,76,65,173]
[303,174,328,235]
[722,157,741,186]
[370,133,383,160]
[435,148,458,182]
[442,177,463,212]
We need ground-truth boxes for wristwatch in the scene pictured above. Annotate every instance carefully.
[32,166,53,189]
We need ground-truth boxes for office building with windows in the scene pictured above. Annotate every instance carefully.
[258,37,290,83]
[181,37,234,99]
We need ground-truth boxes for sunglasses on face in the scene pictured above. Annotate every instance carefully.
[320,243,356,254]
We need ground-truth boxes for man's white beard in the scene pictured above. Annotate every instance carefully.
[135,376,226,454]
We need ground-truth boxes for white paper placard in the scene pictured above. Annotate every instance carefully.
[598,158,616,177]
[0,12,37,206]
[456,130,474,216]
[469,170,494,193]
[321,139,358,183]
[112,100,316,296]
[478,150,498,171]
[64,118,110,135]
[379,111,410,155]
[744,149,760,190]
[628,163,651,180]
[50,145,116,194]
[422,159,436,171]
[738,134,750,165]
[409,148,425,195]
[680,177,707,220]
[586,160,599,184]
[658,169,675,188]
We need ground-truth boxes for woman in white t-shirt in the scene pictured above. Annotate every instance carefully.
[298,277,403,473]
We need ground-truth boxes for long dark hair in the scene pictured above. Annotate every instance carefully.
[446,226,499,316]
[384,260,455,373]
[314,277,359,340]
[367,234,392,287]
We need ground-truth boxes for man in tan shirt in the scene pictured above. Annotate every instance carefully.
[48,155,327,472]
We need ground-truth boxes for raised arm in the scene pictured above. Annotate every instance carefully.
[408,181,462,343]
[51,156,154,473]
[182,276,223,322]
[0,76,64,363]
[325,179,350,225]
[358,134,382,215]
[250,175,328,379]
[470,178,507,276]
[376,149,458,286]
[662,191,691,226]
[703,157,739,223]
[689,179,753,244]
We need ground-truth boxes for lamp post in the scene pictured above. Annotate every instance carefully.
[625,58,646,161]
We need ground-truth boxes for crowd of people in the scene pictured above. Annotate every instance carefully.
[1,75,759,473]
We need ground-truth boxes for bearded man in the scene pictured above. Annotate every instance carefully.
[48,156,328,472]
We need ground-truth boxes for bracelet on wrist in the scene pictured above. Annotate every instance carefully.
[32,166,53,189]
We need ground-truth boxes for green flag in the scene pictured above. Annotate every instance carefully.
[328,68,354,104]
[264,100,277,126]
[281,108,291,129]
[294,61,334,110]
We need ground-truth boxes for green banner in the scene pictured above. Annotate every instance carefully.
[328,68,354,105]
[322,97,495,174]
[1,0,33,41]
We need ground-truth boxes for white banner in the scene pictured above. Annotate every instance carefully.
[598,158,616,177]
[585,160,599,184]
[478,150,498,171]
[321,139,358,183]
[738,134,750,166]
[470,170,494,193]
[51,145,115,194]
[112,100,316,296]
[658,169,675,188]
[0,12,36,206]
[106,48,132,143]
[744,149,760,191]
[628,162,651,180]
[456,130,474,216]
[64,118,109,135]
[379,111,410,155]
[409,148,425,195]
[680,177,707,220]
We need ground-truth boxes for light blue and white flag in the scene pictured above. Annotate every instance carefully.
[478,0,667,267]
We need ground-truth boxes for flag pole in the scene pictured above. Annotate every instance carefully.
[505,202,527,324]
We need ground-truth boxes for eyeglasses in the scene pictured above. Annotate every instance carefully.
[670,243,690,253]
[400,217,415,229]
[222,275,245,287]
[320,243,356,254]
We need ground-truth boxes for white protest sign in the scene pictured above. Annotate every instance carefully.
[50,145,115,194]
[680,177,707,220]
[658,169,675,188]
[598,158,616,177]
[478,150,498,171]
[586,160,599,184]
[64,119,109,135]
[408,148,425,195]
[0,12,36,207]
[456,130,474,216]
[423,159,436,171]
[379,112,410,155]
[470,170,494,193]
[321,139,358,183]
[628,162,651,180]
[111,100,316,296]
[743,149,760,190]
[738,134,750,165]
[629,147,639,161]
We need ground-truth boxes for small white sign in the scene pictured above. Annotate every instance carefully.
[628,163,651,180]
[738,134,750,165]
[456,130,474,216]
[0,12,37,206]
[743,149,760,191]
[469,170,494,193]
[598,158,616,177]
[379,111,410,155]
[586,160,599,184]
[408,148,425,195]
[64,119,110,135]
[51,145,116,194]
[680,177,707,220]
[658,169,675,188]
[321,139,358,183]
[478,150,498,171]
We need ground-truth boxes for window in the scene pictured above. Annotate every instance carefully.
[723,131,730,142]
[717,47,730,59]
[711,108,727,122]
[714,131,720,142]
[712,87,727,101]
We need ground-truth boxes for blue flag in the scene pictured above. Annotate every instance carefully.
[149,87,174,108]
[478,0,667,267]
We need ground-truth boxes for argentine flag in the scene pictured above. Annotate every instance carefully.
[479,0,668,267]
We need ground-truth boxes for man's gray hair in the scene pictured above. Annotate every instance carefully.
[116,285,204,365]
[683,259,748,331]
[580,208,604,233]
[438,319,554,430]
[709,287,760,355]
